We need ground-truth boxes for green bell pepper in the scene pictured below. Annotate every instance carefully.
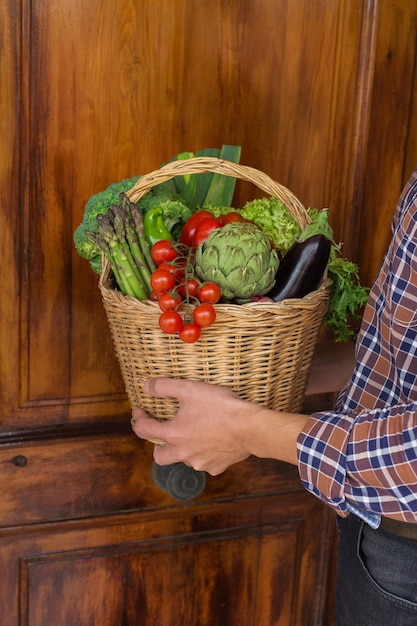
[143,208,173,246]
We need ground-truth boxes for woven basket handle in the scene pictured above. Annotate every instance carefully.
[126,157,310,229]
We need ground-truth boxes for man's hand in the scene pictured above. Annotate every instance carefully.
[131,377,308,474]
[131,378,258,475]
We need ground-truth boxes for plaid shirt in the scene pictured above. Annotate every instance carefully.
[297,168,417,528]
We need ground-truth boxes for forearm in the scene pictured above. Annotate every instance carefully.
[132,376,417,522]
[240,405,310,467]
[298,402,417,522]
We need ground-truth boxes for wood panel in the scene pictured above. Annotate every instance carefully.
[4,0,404,431]
[1,492,333,626]
[0,0,22,423]
[355,0,417,285]
[2,1,417,624]
[405,43,417,178]
[0,431,301,526]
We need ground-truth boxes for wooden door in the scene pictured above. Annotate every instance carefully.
[0,436,335,626]
[1,1,416,624]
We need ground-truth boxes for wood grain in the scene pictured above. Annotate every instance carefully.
[1,1,417,624]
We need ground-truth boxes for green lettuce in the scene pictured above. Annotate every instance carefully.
[240,197,302,254]
[208,197,302,255]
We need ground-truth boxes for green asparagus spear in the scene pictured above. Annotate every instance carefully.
[85,231,122,286]
[113,205,152,293]
[119,193,156,274]
[96,214,149,299]
[131,206,156,273]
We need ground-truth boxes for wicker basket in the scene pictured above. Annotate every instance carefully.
[99,157,331,420]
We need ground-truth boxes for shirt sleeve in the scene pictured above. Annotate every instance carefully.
[297,403,417,524]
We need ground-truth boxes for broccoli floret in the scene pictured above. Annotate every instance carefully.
[136,182,181,213]
[74,176,140,273]
[138,184,192,238]
[158,199,192,235]
[74,177,192,273]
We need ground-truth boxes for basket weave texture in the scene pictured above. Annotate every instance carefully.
[99,157,331,419]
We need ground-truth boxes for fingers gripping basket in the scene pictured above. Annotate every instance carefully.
[99,157,331,419]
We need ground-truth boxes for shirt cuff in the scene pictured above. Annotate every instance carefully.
[296,410,356,516]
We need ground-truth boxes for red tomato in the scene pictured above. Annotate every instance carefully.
[178,322,201,343]
[218,211,244,225]
[178,279,200,298]
[159,311,183,334]
[156,261,176,275]
[179,210,215,247]
[193,304,216,328]
[150,289,161,301]
[156,260,186,284]
[151,240,179,265]
[150,268,175,292]
[158,292,183,312]
[196,282,222,304]
[192,217,221,247]
[172,259,187,283]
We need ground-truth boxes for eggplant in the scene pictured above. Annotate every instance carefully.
[267,234,331,302]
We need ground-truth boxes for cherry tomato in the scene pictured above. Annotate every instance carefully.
[196,282,222,304]
[172,259,187,283]
[150,268,175,292]
[159,311,183,334]
[218,211,244,225]
[150,289,161,301]
[179,322,201,343]
[156,258,188,282]
[155,261,174,275]
[151,240,179,265]
[192,217,221,247]
[178,279,200,298]
[179,210,215,247]
[193,304,216,328]
[158,292,183,312]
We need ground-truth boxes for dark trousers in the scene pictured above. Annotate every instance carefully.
[336,513,417,625]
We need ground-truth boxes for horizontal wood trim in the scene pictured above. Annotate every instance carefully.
[0,431,304,527]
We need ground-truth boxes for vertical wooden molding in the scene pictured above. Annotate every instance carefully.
[356,0,417,284]
[18,0,32,409]
[0,0,26,417]
[404,27,417,179]
[324,0,380,260]
[347,0,380,257]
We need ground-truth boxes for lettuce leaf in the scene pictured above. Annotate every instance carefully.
[325,251,369,342]
[240,197,301,254]
[208,197,302,255]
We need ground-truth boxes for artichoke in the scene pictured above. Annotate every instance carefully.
[195,222,279,303]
